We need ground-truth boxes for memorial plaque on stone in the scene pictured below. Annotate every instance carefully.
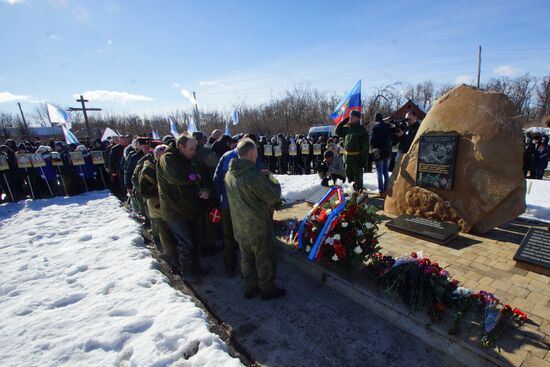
[514,229,550,271]
[386,215,459,245]
[416,134,459,190]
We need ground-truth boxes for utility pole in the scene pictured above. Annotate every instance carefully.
[68,95,102,138]
[193,91,202,131]
[17,102,28,129]
[477,45,482,88]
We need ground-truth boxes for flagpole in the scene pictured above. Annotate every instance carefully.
[99,165,107,190]
[25,168,35,200]
[39,167,54,197]
[46,103,57,140]
[57,166,68,196]
[3,173,14,202]
[79,167,88,192]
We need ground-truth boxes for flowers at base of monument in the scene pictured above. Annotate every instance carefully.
[479,302,528,348]
[300,191,381,266]
[364,251,459,321]
[363,251,528,347]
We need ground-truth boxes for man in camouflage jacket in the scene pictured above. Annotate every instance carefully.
[225,138,285,300]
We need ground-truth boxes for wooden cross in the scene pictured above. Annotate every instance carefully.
[68,95,102,138]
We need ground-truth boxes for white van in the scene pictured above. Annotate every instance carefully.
[307,125,335,141]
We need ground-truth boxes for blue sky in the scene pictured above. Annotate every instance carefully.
[0,0,549,120]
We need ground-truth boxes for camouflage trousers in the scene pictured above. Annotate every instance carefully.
[239,238,276,294]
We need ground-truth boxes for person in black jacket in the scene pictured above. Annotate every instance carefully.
[395,111,421,162]
[107,136,128,198]
[370,113,392,195]
[523,135,536,178]
[212,135,233,160]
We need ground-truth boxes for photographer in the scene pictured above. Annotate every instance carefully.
[394,111,421,162]
[370,113,392,195]
[317,150,346,187]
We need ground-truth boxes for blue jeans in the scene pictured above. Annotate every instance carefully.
[168,219,198,274]
[375,158,390,193]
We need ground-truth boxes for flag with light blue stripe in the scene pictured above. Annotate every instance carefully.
[169,118,179,137]
[62,124,79,144]
[232,109,239,125]
[187,119,197,134]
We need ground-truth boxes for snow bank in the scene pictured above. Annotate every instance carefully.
[523,179,550,223]
[275,173,378,204]
[0,191,241,367]
[276,173,550,223]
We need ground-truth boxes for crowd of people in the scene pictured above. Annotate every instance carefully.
[523,134,550,179]
[1,112,548,300]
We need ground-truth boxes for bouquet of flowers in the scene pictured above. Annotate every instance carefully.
[365,251,458,321]
[300,190,381,267]
[469,291,528,349]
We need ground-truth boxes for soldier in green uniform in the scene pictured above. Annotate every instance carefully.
[335,110,369,191]
[157,134,210,278]
[138,144,179,269]
[225,138,285,300]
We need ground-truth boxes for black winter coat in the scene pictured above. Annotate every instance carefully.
[370,121,392,160]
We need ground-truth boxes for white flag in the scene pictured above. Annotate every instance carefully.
[152,130,160,140]
[101,127,119,141]
[47,102,72,128]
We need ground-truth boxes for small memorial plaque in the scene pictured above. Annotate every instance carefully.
[273,145,282,157]
[288,143,297,156]
[313,144,322,156]
[30,153,46,168]
[301,143,310,155]
[305,186,331,206]
[514,229,550,270]
[386,215,459,245]
[91,151,105,165]
[51,152,63,166]
[16,153,32,169]
[264,144,273,157]
[70,151,85,166]
[416,134,459,190]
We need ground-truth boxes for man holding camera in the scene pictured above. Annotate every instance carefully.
[335,110,369,192]
[394,111,421,162]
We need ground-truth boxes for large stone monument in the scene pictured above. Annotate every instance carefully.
[384,85,526,234]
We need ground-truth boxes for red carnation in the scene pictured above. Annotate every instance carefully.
[411,252,418,258]
[333,240,347,259]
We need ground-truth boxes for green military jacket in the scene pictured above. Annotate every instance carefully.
[138,158,161,219]
[335,120,370,165]
[132,153,152,195]
[225,158,281,244]
[157,143,205,222]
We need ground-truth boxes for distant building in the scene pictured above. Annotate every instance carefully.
[390,100,427,121]
[4,126,64,139]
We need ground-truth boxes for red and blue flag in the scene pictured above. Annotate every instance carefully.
[330,80,362,124]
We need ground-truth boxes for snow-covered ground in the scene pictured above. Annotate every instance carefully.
[0,192,241,367]
[275,173,550,223]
